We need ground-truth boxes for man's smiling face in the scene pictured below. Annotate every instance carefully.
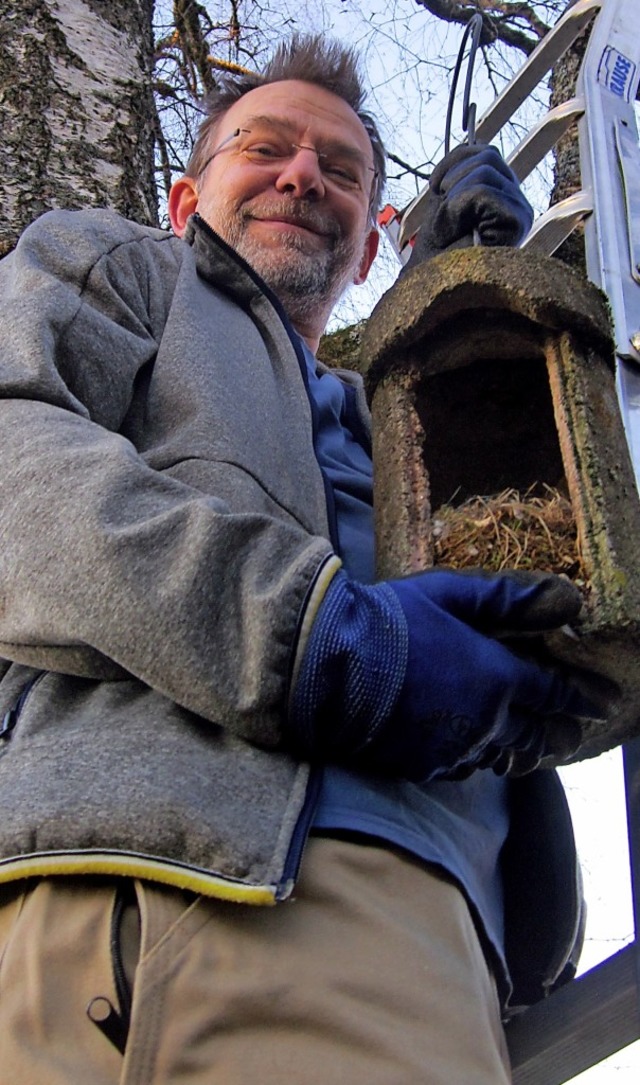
[169,79,379,344]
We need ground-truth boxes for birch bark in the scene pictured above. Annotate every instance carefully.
[0,0,158,256]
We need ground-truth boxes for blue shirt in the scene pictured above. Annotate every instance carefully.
[300,341,510,989]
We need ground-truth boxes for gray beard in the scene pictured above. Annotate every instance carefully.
[200,196,364,323]
[235,231,357,323]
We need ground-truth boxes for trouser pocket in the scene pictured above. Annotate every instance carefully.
[0,882,26,977]
[87,880,140,1055]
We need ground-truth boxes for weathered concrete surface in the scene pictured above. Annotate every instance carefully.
[362,247,613,386]
[361,247,640,762]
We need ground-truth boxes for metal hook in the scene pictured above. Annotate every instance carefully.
[444,14,484,155]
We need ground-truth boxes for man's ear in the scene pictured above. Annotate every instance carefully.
[168,176,199,237]
[353,227,379,285]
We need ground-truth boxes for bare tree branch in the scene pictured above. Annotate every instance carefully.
[387,151,433,181]
[412,0,560,56]
[207,55,255,75]
[173,0,217,93]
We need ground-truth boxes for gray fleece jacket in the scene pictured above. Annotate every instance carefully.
[0,208,583,1005]
[0,208,346,902]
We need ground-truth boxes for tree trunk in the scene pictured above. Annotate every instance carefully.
[0,0,158,257]
[548,18,594,273]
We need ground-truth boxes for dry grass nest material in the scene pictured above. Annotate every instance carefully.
[433,485,586,585]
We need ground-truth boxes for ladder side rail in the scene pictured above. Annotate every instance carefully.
[623,737,640,1060]
[577,0,640,355]
[623,738,640,962]
[577,0,640,478]
[507,944,640,1084]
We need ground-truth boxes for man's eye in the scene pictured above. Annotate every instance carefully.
[324,164,359,187]
[246,143,285,159]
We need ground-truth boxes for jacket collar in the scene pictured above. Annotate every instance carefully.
[184,213,278,311]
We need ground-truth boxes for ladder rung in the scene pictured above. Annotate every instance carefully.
[397,0,602,251]
[474,0,602,145]
[398,96,588,250]
[507,98,585,181]
[520,191,593,256]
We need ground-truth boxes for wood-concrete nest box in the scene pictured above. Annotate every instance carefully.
[360,246,640,762]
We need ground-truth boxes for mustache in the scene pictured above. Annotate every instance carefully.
[240,198,342,240]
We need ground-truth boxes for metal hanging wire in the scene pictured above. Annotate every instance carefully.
[444,13,484,154]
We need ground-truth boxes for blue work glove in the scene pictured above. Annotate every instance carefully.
[402,143,533,272]
[289,568,600,782]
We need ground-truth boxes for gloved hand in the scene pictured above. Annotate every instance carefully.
[288,567,602,782]
[402,143,534,273]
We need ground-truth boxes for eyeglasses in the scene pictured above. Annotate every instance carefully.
[199,124,377,200]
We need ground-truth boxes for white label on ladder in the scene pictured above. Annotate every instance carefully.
[598,47,637,102]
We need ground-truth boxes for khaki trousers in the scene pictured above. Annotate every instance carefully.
[0,837,511,1084]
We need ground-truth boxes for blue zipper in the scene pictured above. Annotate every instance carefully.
[276,765,324,900]
[0,673,44,741]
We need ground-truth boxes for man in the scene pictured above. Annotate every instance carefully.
[0,33,598,1085]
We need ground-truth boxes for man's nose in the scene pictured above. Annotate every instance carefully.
[274,146,326,201]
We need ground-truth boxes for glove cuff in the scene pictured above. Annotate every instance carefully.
[288,571,408,759]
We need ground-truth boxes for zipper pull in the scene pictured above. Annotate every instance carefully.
[86,996,128,1055]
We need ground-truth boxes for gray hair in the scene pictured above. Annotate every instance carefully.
[186,33,386,216]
